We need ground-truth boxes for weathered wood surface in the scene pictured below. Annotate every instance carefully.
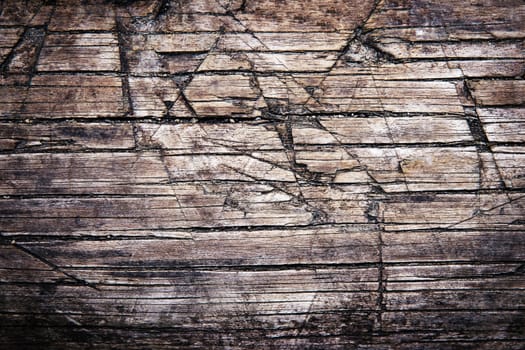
[0,0,524,349]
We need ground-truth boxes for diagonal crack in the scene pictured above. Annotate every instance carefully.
[11,241,100,291]
[302,0,383,110]
[447,194,525,229]
[158,149,189,221]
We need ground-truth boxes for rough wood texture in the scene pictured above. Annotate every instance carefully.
[0,0,524,349]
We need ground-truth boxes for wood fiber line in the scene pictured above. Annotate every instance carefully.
[0,0,524,349]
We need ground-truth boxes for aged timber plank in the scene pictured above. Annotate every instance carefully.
[383,231,525,262]
[293,116,473,145]
[294,146,480,191]
[21,75,127,118]
[48,3,116,31]
[308,77,464,114]
[17,227,379,267]
[0,187,376,235]
[0,245,75,283]
[468,80,525,106]
[478,108,525,143]
[0,151,294,195]
[37,33,121,72]
[0,281,379,327]
[0,146,482,193]
[0,122,135,151]
[381,193,525,231]
[0,121,286,153]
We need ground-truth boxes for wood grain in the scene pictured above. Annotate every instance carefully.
[0,0,524,349]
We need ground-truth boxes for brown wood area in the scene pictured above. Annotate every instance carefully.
[1,0,524,349]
